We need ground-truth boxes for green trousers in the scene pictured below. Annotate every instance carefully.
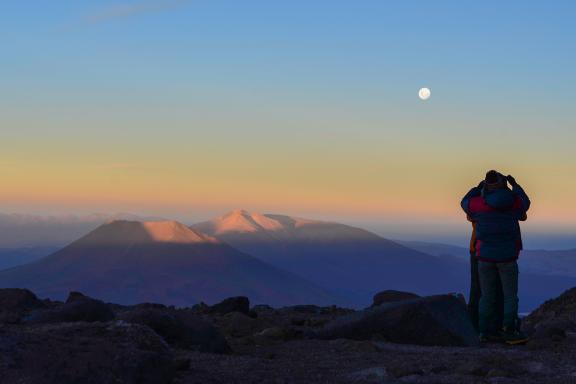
[478,260,519,333]
[468,253,503,331]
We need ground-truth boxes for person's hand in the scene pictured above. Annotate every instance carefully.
[506,175,517,186]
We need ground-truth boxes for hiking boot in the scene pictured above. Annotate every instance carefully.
[502,327,529,345]
[479,332,503,343]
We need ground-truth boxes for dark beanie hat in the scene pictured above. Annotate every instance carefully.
[484,170,506,190]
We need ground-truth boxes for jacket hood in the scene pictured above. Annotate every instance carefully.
[484,188,515,210]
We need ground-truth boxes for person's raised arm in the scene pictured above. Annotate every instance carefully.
[507,175,531,220]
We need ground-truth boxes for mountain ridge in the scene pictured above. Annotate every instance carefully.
[0,219,343,307]
[192,209,463,307]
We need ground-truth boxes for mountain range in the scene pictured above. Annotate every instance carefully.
[0,220,339,307]
[192,209,464,305]
[0,210,575,311]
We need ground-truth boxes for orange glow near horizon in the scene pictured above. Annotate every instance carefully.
[1,157,574,228]
[2,88,575,229]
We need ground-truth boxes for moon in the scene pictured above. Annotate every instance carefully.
[418,87,431,100]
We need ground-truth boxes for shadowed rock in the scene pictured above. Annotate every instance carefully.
[210,296,250,315]
[0,322,175,384]
[313,295,480,347]
[524,287,576,335]
[0,288,46,323]
[25,292,115,324]
[371,290,420,307]
[119,307,231,353]
[66,291,90,303]
[219,311,257,337]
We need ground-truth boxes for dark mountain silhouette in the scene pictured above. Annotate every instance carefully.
[0,220,341,307]
[192,210,465,306]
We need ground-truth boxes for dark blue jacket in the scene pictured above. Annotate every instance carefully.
[461,184,530,262]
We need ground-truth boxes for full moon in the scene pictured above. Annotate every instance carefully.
[418,87,431,100]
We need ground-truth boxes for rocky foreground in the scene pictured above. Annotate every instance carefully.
[1,289,575,384]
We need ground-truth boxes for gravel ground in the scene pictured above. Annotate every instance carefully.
[176,335,576,384]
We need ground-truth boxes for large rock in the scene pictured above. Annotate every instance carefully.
[0,288,45,323]
[524,287,576,335]
[119,307,231,353]
[0,322,175,384]
[219,311,257,337]
[25,293,115,324]
[209,296,250,315]
[371,290,420,307]
[314,295,480,347]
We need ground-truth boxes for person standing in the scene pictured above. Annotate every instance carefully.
[467,217,504,333]
[461,170,530,344]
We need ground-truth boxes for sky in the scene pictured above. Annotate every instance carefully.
[1,1,575,248]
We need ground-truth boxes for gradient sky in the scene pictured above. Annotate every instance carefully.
[1,1,575,246]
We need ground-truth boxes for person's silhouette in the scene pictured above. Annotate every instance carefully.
[461,170,530,344]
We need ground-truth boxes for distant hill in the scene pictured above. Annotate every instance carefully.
[0,220,341,307]
[192,210,465,307]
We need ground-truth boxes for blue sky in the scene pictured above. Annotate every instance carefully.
[3,1,575,107]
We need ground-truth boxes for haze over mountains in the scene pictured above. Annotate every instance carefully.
[0,220,339,307]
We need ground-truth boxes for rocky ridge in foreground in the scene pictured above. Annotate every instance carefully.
[1,288,575,384]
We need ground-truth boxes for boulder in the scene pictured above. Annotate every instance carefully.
[0,288,44,310]
[209,296,250,315]
[524,287,576,335]
[25,293,115,324]
[190,302,210,313]
[371,290,420,307]
[0,322,175,384]
[119,307,231,353]
[65,291,89,303]
[219,311,257,337]
[0,288,45,323]
[313,294,480,347]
